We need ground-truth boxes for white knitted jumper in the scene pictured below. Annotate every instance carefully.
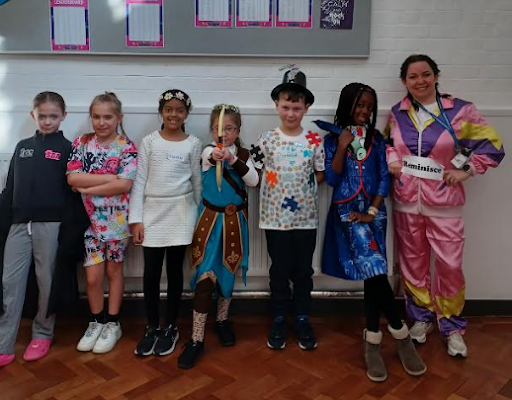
[129,131,202,247]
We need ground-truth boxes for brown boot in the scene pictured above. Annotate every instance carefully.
[363,329,387,382]
[388,323,427,376]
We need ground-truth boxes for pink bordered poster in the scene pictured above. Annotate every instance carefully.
[126,0,164,47]
[276,0,312,29]
[195,0,232,28]
[50,0,89,52]
[236,0,272,28]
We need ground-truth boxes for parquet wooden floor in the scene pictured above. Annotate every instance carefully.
[2,317,512,400]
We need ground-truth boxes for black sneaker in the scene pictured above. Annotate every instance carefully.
[215,320,236,347]
[295,316,317,350]
[267,316,287,350]
[134,325,159,357]
[153,324,179,356]
[178,340,205,369]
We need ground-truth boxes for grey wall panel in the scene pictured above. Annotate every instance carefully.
[0,0,371,57]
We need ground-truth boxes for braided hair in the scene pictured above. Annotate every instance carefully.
[334,82,378,149]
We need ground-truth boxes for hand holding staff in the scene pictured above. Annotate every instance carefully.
[216,105,226,191]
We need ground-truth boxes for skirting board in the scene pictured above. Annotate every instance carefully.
[22,296,512,319]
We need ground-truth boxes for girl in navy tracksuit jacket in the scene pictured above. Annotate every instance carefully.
[0,92,71,367]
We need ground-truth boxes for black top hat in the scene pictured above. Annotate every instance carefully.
[271,69,315,105]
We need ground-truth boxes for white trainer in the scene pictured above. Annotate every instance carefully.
[77,321,104,352]
[447,332,467,358]
[92,322,122,354]
[409,321,433,344]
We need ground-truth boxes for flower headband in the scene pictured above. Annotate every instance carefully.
[213,103,240,114]
[159,90,192,107]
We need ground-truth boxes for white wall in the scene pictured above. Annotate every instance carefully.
[0,0,511,299]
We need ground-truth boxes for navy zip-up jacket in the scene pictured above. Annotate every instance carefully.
[0,131,72,223]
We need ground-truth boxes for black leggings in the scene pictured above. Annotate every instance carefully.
[143,246,187,327]
[364,274,403,332]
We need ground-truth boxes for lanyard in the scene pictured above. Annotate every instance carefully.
[415,95,460,153]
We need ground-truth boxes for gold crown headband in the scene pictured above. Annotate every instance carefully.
[213,103,240,114]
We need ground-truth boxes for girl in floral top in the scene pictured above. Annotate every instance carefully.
[67,92,137,355]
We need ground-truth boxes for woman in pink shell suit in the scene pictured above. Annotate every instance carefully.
[385,54,504,358]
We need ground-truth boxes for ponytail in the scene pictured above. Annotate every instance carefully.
[89,91,128,138]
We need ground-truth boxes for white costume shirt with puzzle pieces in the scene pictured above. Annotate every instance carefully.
[254,128,325,231]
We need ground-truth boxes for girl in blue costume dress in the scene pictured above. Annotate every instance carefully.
[318,83,425,383]
[178,104,259,369]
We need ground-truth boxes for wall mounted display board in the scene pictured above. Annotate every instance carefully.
[0,0,371,57]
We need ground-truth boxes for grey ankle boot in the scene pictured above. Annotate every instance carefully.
[388,323,427,376]
[363,329,387,382]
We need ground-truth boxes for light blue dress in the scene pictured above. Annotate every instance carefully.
[190,163,249,298]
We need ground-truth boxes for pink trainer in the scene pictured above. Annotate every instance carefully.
[23,339,53,362]
[0,354,15,367]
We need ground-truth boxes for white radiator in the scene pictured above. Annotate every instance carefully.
[0,152,386,293]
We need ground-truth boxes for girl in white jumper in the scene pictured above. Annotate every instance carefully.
[129,89,202,356]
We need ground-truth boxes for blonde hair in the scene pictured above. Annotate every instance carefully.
[209,104,242,130]
[89,92,127,136]
[210,104,243,147]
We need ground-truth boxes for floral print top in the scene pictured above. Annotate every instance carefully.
[67,133,138,241]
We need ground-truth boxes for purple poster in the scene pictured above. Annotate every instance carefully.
[320,0,354,30]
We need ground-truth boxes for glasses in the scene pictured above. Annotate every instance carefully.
[212,125,238,135]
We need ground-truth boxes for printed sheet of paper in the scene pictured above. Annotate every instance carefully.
[195,0,232,28]
[276,0,312,28]
[50,0,89,51]
[236,0,272,28]
[126,0,164,47]
[401,155,445,181]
